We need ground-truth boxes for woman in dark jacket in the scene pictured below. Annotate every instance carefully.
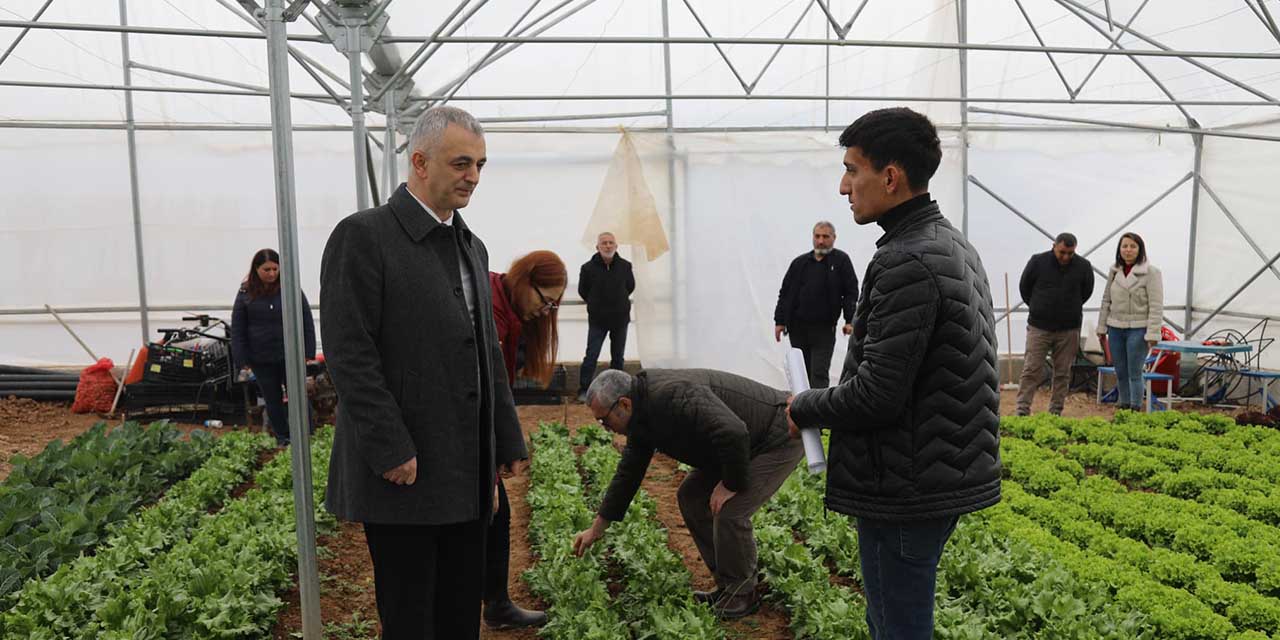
[482,250,566,629]
[231,248,316,446]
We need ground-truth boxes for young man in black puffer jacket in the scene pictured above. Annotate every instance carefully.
[786,107,1001,640]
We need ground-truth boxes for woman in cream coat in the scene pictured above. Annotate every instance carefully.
[1097,232,1164,410]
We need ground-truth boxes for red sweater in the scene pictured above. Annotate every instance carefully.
[489,272,523,384]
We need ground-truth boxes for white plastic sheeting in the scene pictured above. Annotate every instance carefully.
[2,0,1279,381]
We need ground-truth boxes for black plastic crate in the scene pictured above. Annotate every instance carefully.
[143,342,230,384]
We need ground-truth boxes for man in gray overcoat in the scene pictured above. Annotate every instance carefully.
[320,106,528,640]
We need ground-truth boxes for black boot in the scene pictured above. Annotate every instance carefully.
[483,599,548,630]
[714,591,761,620]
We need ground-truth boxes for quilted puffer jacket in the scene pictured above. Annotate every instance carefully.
[789,195,1001,522]
[597,368,793,522]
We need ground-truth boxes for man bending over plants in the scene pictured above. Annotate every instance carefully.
[572,368,804,620]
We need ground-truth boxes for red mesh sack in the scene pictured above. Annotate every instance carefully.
[72,358,118,414]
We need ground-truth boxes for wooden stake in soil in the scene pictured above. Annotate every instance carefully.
[1004,273,1016,388]
[109,348,136,418]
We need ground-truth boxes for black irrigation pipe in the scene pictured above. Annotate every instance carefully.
[0,390,76,400]
[0,381,81,390]
[0,374,81,382]
[0,365,67,376]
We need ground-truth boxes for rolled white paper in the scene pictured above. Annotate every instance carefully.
[785,348,828,474]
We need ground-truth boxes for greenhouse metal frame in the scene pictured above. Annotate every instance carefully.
[3,1,1279,635]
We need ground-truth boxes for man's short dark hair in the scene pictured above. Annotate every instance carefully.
[838,107,942,192]
[1055,233,1078,248]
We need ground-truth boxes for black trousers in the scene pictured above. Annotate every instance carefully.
[788,323,837,389]
[251,361,290,444]
[580,320,629,389]
[364,517,488,640]
[484,479,512,603]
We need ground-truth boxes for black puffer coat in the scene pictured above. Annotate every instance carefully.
[789,195,1001,522]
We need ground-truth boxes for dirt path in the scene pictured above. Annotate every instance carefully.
[269,405,563,640]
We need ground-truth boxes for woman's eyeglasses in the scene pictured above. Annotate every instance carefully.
[535,286,561,311]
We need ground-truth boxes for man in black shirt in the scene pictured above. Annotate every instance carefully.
[773,221,859,388]
[577,232,635,401]
[1016,232,1095,416]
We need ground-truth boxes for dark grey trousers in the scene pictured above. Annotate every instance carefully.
[677,438,805,594]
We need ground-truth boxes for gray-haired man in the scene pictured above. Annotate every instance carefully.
[571,369,803,620]
[321,106,528,639]
[773,221,859,389]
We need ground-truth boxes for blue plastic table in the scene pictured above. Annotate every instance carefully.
[1153,341,1253,356]
[1152,341,1254,405]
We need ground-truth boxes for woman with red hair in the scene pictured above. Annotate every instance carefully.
[482,250,566,630]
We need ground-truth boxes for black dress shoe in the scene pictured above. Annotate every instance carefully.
[714,592,761,620]
[692,588,722,605]
[483,599,548,629]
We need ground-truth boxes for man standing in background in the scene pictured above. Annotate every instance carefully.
[1016,232,1094,416]
[577,232,635,402]
[773,221,859,389]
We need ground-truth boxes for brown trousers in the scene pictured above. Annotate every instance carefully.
[677,438,805,595]
[1016,326,1080,415]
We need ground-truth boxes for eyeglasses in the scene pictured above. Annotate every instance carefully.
[534,286,561,312]
[595,397,622,426]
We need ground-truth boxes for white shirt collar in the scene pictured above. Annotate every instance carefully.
[406,187,454,226]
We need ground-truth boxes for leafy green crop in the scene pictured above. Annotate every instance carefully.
[0,430,274,638]
[1006,412,1280,528]
[0,421,212,609]
[1001,429,1280,635]
[18,427,338,639]
[940,517,1152,640]
[979,500,1236,640]
[575,430,723,639]
[523,423,626,639]
[753,471,872,640]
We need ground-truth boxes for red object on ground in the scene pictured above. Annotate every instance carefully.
[1150,326,1181,394]
[124,346,148,384]
[72,358,118,414]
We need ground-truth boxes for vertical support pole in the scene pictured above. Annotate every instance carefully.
[264,1,322,637]
[383,89,398,202]
[957,0,971,237]
[1185,119,1204,338]
[118,0,150,343]
[349,26,370,210]
[824,18,831,132]
[661,0,680,358]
